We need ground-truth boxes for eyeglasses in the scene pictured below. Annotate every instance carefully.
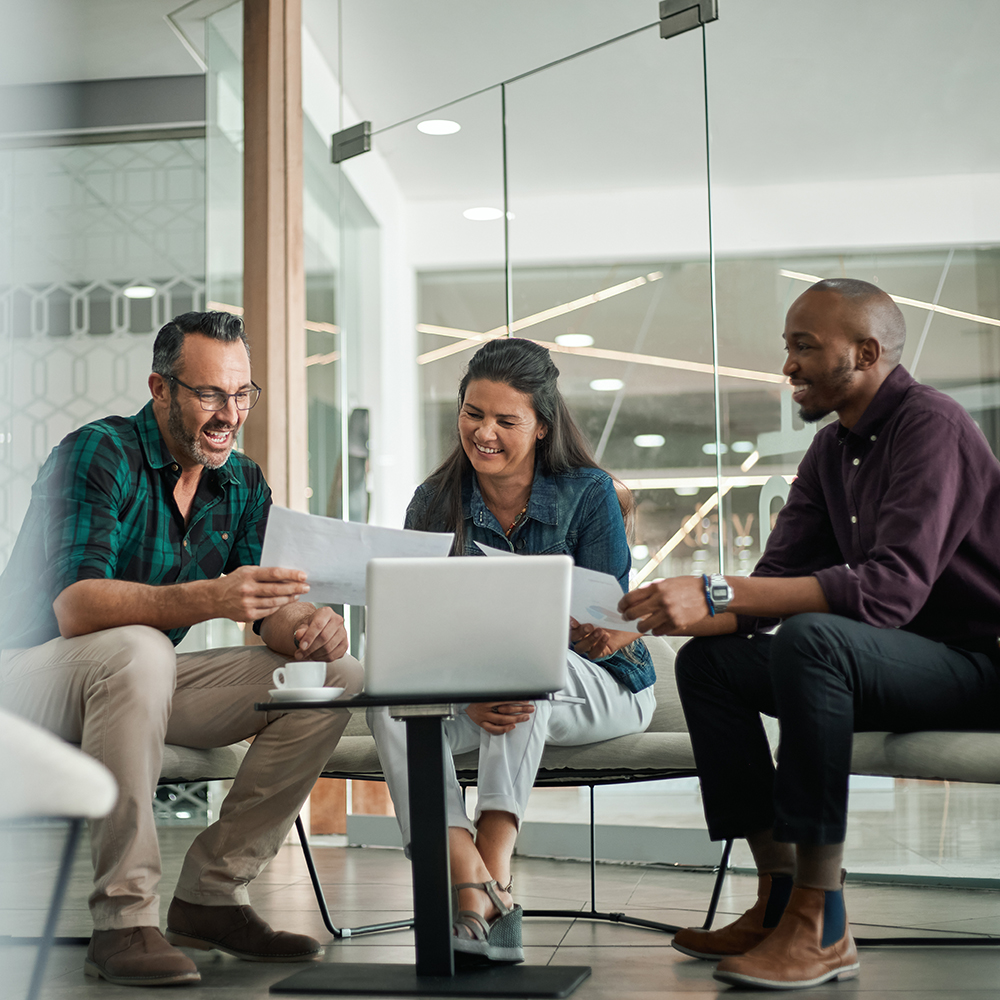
[166,375,262,411]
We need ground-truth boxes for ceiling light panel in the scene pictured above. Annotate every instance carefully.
[417,119,461,135]
[634,434,665,448]
[463,207,504,221]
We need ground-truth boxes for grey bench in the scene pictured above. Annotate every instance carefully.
[152,634,1000,945]
[315,634,1000,946]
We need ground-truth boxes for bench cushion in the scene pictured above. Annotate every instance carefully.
[326,637,692,784]
[852,731,1000,784]
[160,742,249,784]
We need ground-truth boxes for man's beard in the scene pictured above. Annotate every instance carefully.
[798,354,854,423]
[167,393,234,470]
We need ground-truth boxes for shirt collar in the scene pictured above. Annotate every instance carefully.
[837,364,916,446]
[463,461,559,526]
[134,400,240,486]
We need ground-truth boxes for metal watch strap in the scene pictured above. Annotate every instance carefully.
[707,573,734,615]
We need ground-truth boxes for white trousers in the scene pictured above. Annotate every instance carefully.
[368,650,656,848]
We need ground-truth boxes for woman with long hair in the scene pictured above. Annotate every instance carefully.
[369,337,656,964]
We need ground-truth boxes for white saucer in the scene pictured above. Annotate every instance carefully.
[268,686,346,703]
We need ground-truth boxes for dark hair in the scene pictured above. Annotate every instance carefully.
[412,337,634,550]
[152,311,250,380]
[807,278,906,365]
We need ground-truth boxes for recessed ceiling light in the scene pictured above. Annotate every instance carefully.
[674,486,700,496]
[123,285,156,299]
[590,378,623,392]
[556,334,594,347]
[631,544,649,560]
[702,442,729,455]
[731,441,755,453]
[417,119,461,135]
[463,207,504,221]
[634,434,665,448]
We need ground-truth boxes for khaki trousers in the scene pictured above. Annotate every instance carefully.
[0,625,363,929]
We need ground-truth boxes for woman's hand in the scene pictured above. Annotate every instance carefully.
[569,619,637,660]
[465,702,535,735]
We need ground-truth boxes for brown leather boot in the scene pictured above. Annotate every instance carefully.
[713,877,859,990]
[165,897,322,962]
[672,873,793,960]
[84,926,201,986]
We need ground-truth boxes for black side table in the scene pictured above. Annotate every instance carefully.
[255,694,591,998]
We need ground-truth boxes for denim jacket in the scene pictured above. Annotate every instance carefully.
[404,464,655,694]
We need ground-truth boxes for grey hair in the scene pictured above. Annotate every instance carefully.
[152,311,250,379]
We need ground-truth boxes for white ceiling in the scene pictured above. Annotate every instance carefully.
[3,0,998,199]
[313,0,1000,195]
[0,0,201,85]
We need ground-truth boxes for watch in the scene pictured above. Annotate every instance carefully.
[702,573,734,616]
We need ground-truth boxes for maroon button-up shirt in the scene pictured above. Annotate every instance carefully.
[743,365,1000,659]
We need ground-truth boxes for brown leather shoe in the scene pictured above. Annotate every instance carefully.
[165,897,322,963]
[713,879,859,990]
[672,873,792,960]
[84,926,201,986]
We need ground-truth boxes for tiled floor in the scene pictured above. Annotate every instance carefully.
[2,823,1000,999]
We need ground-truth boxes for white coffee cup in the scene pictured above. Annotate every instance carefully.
[272,661,327,690]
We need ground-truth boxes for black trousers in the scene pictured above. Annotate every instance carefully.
[674,614,1000,845]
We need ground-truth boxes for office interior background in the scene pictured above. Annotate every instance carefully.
[1,0,998,880]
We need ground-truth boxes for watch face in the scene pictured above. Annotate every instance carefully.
[710,583,730,601]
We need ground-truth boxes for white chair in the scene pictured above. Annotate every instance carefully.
[0,707,117,1000]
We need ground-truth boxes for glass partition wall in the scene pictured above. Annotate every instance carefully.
[406,22,721,584]
[339,2,1000,879]
[359,15,719,854]
[703,1,1000,880]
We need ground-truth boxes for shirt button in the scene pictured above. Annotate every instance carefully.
[852,458,860,466]
[516,538,526,550]
[850,516,857,524]
[222,532,229,540]
[182,539,188,547]
[870,435,877,442]
[171,464,178,471]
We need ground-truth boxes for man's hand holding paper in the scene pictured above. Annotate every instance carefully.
[260,506,454,606]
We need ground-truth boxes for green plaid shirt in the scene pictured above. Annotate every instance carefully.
[0,401,271,649]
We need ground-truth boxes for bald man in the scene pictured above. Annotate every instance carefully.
[619,278,1000,990]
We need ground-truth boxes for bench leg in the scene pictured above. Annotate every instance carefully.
[701,838,733,929]
[523,785,690,933]
[294,815,414,939]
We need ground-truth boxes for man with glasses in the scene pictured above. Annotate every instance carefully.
[0,311,363,986]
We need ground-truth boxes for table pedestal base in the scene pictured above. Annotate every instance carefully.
[269,961,591,997]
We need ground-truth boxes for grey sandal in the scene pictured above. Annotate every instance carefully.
[452,879,524,964]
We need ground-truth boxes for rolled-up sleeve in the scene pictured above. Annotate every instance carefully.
[42,426,131,599]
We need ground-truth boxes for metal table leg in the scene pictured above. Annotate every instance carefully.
[270,705,590,997]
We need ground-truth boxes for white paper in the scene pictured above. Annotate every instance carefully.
[568,566,642,633]
[474,541,516,557]
[260,506,454,606]
[475,542,640,632]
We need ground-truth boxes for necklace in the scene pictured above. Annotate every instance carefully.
[505,499,530,538]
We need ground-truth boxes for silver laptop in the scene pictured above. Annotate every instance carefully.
[364,555,572,700]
